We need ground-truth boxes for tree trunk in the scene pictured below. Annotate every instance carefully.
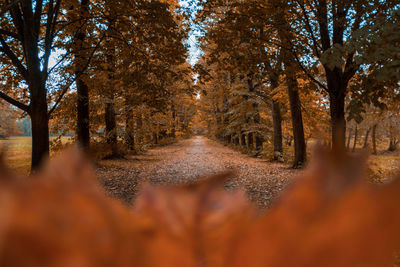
[225,134,231,144]
[346,127,353,150]
[255,136,263,150]
[153,132,159,145]
[30,90,50,171]
[76,79,89,150]
[352,125,358,152]
[75,0,90,150]
[234,136,239,145]
[105,99,117,155]
[125,101,135,151]
[363,127,371,148]
[287,86,306,167]
[171,105,176,138]
[247,132,253,149]
[328,88,346,150]
[272,100,283,161]
[388,138,398,152]
[241,131,246,148]
[136,115,143,144]
[372,124,377,155]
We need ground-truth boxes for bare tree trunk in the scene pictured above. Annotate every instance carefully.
[327,78,347,150]
[363,127,371,148]
[352,125,358,152]
[171,105,176,138]
[105,99,117,155]
[346,127,353,150]
[388,138,399,152]
[75,0,90,151]
[124,99,135,151]
[272,100,283,161]
[153,132,159,145]
[372,124,377,155]
[234,135,239,145]
[286,78,306,168]
[241,131,246,148]
[247,132,253,149]
[254,112,263,151]
[30,89,50,171]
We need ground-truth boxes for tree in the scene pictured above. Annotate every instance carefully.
[0,0,66,169]
[272,0,400,148]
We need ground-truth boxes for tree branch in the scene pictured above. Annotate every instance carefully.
[296,0,322,58]
[0,35,28,79]
[48,32,106,117]
[0,90,29,112]
[290,44,328,91]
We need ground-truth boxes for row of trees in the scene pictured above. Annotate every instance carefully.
[193,0,400,167]
[0,0,195,170]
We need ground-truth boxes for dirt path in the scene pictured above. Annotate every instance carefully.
[97,136,297,208]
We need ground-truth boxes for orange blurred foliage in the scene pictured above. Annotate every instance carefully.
[0,147,399,266]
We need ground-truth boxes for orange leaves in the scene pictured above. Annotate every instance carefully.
[232,147,400,266]
[0,149,141,266]
[134,172,253,266]
[0,147,400,266]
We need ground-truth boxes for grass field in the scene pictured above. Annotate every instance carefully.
[0,136,74,174]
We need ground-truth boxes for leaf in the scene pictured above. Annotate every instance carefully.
[0,147,400,266]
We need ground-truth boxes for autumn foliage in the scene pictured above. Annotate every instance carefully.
[0,147,399,266]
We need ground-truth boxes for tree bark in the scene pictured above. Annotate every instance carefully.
[240,131,246,148]
[75,0,90,150]
[272,100,283,161]
[363,127,371,148]
[372,124,377,155]
[153,132,159,145]
[247,132,253,149]
[278,29,306,167]
[388,138,398,152]
[27,45,50,171]
[105,99,117,155]
[234,136,239,145]
[225,134,231,144]
[76,79,90,150]
[125,100,135,150]
[136,115,143,144]
[352,125,358,152]
[254,112,263,150]
[30,82,50,171]
[346,127,352,150]
[171,105,176,138]
[327,85,346,150]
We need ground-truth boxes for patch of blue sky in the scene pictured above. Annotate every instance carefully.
[179,0,204,66]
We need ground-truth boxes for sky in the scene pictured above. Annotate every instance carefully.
[179,0,203,66]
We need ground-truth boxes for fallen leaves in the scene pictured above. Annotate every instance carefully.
[97,136,295,207]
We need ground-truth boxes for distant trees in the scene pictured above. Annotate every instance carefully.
[0,100,20,138]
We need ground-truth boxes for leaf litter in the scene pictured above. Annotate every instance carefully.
[97,136,298,208]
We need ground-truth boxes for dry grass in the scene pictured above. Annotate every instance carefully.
[1,136,399,182]
[0,136,74,174]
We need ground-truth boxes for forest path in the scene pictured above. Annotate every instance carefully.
[97,136,296,208]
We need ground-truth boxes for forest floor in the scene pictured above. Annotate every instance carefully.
[97,136,297,208]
